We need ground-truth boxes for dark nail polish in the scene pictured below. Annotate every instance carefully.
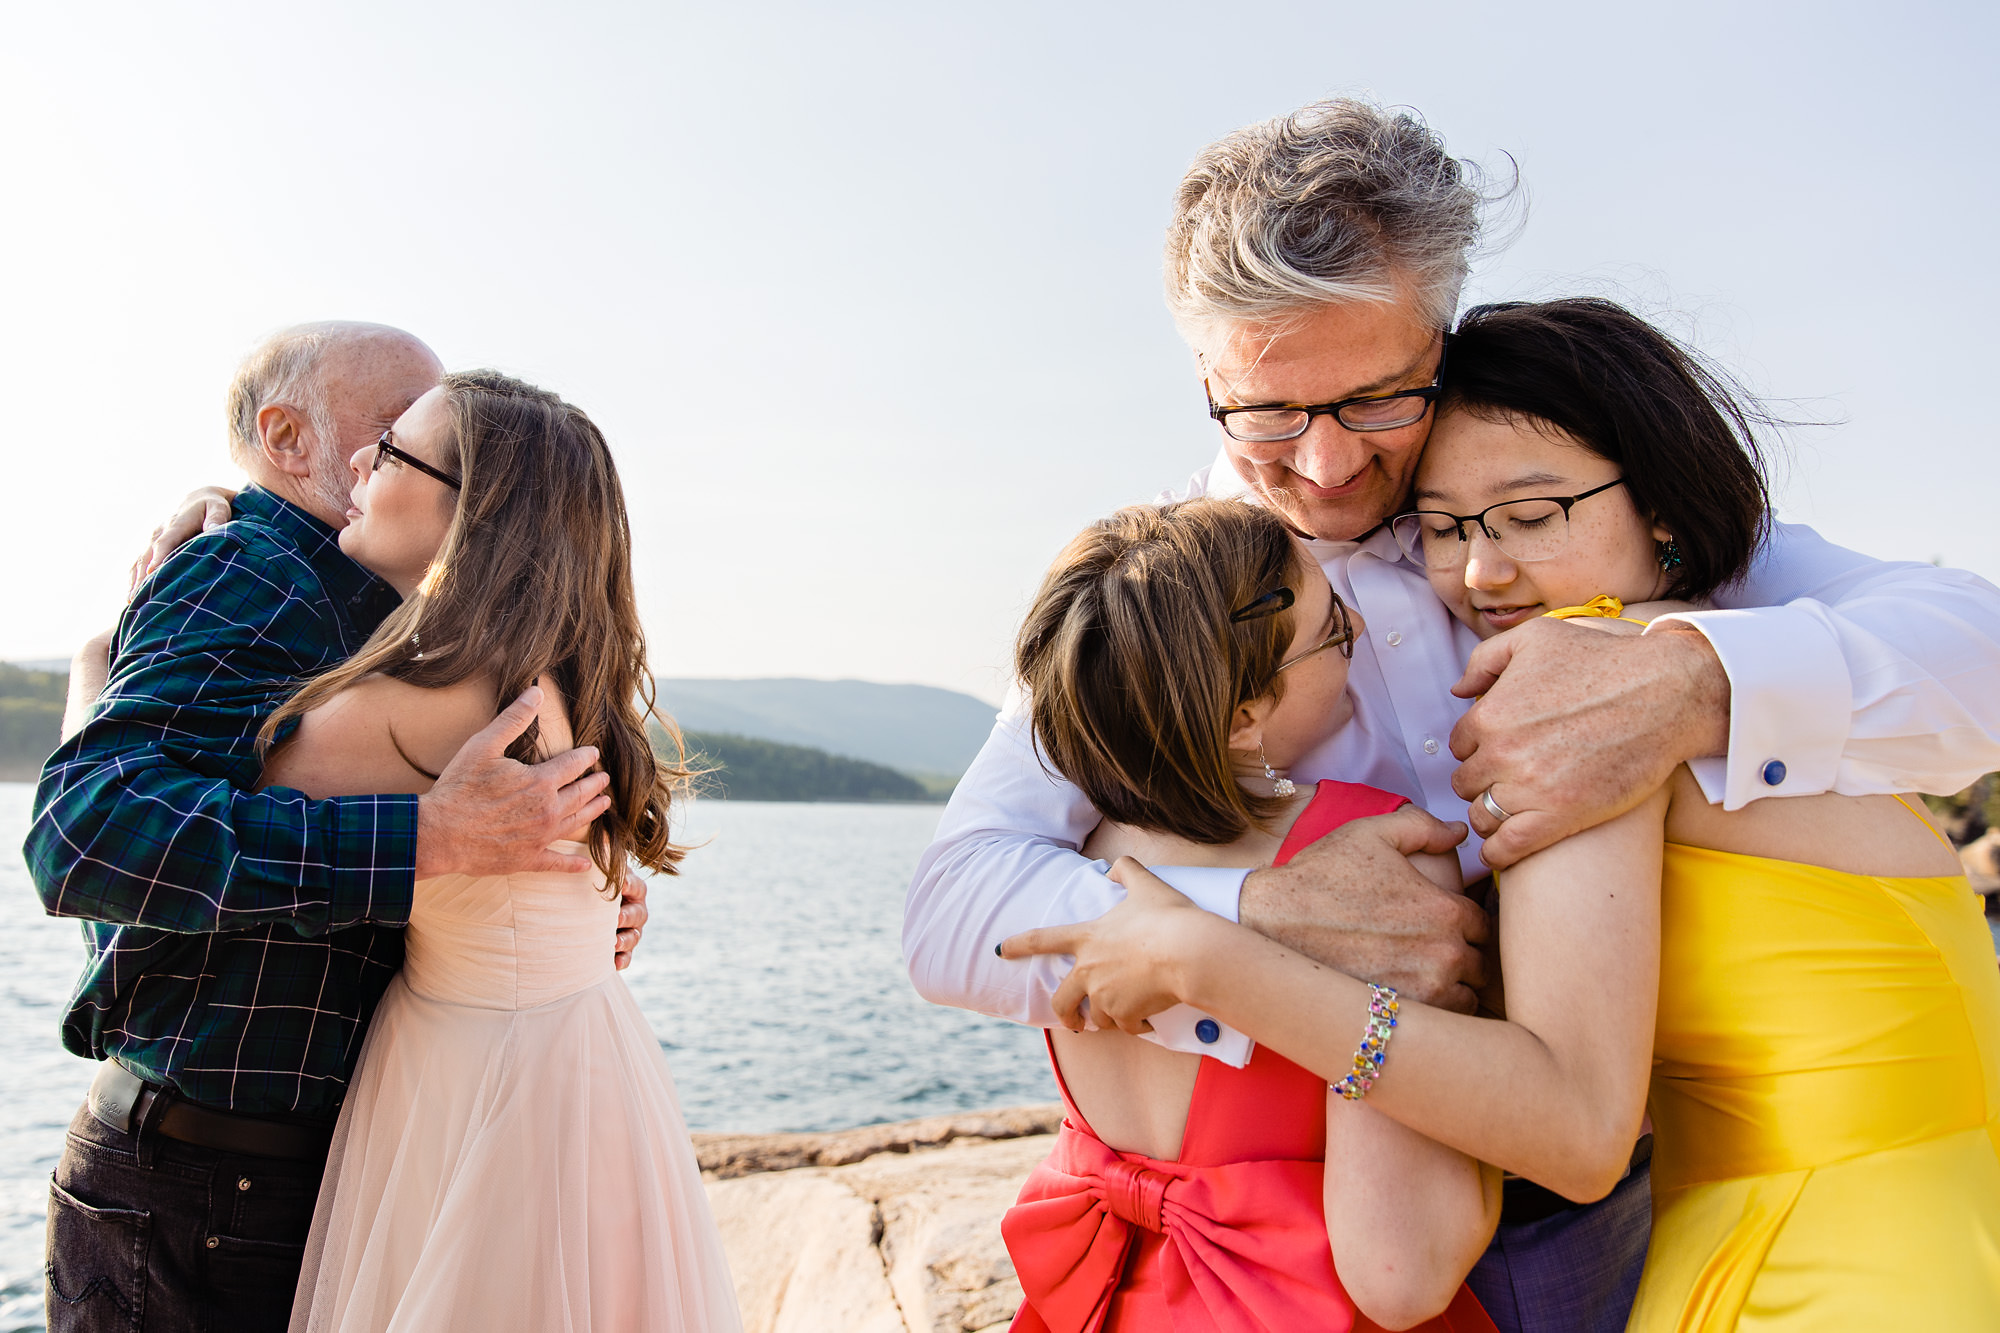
[993,942,1003,957]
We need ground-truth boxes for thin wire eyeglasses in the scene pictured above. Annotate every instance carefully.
[1389,478,1627,569]
[1229,584,1357,668]
[372,431,462,490]
[1206,339,1448,443]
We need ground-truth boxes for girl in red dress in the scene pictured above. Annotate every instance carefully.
[998,498,1497,1333]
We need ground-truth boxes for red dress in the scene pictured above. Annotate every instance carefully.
[1003,781,1497,1333]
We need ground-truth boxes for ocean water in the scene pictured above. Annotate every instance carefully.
[0,783,1053,1332]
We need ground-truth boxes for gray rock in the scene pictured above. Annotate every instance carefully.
[699,1106,1063,1333]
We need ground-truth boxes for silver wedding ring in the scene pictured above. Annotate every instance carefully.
[1480,789,1512,823]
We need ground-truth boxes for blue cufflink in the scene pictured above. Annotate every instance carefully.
[1195,1018,1220,1044]
[1761,759,1787,787]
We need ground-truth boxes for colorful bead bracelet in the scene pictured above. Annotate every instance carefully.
[1329,983,1400,1102]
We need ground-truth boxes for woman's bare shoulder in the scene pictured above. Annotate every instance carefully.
[1081,811,1290,870]
[259,674,500,799]
[1663,767,1962,877]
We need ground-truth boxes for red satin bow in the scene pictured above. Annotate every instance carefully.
[1003,1124,1496,1333]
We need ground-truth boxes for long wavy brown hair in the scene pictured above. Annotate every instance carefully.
[262,369,691,885]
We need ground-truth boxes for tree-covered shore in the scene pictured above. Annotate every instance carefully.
[0,665,62,781]
[0,666,951,801]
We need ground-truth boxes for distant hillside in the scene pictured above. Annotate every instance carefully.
[655,678,997,779]
[0,664,965,804]
[673,729,940,803]
[0,664,64,781]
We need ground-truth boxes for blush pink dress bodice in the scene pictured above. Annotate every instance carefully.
[290,844,742,1333]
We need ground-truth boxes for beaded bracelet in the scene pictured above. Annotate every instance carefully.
[1329,983,1400,1102]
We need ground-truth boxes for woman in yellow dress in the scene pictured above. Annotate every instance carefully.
[1005,298,2000,1330]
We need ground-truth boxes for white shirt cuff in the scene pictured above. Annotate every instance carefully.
[1135,865,1254,1066]
[1648,606,1852,810]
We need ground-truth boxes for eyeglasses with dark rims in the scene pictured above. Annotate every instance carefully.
[372,430,462,490]
[1389,478,1627,569]
[1206,339,1448,444]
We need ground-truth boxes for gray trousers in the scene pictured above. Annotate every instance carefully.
[1465,1158,1653,1333]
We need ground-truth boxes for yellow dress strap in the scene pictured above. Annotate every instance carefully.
[1543,594,1652,627]
[1893,793,1956,851]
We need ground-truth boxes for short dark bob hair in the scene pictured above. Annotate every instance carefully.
[1442,298,1770,602]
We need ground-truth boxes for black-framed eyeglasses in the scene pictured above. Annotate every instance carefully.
[372,431,461,490]
[1206,338,1448,443]
[1229,584,1357,666]
[1388,478,1626,570]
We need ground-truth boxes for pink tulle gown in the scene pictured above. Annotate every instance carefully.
[289,843,742,1333]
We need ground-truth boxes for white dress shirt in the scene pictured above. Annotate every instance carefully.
[904,448,2000,1065]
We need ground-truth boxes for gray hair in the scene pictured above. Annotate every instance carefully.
[225,323,346,467]
[1165,98,1501,351]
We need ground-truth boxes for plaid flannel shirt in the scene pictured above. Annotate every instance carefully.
[25,487,417,1119]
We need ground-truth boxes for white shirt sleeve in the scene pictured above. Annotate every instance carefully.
[1650,521,2000,809]
[903,697,1256,1066]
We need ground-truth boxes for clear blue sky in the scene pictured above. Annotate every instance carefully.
[4,1,1993,701]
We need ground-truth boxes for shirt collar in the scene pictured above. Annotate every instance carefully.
[234,486,402,630]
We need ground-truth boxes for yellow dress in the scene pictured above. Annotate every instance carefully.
[1627,837,2000,1330]
[1544,600,2000,1327]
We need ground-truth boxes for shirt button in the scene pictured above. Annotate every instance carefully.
[1195,1018,1221,1044]
[1385,631,1403,647]
[1761,759,1787,787]
[1423,737,1441,755]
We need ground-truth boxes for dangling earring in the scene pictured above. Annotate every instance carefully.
[1657,538,1684,572]
[1260,744,1296,798]
[411,629,424,661]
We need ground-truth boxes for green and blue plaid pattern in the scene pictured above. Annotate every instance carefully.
[26,487,417,1118]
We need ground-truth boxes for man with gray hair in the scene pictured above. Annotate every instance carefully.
[29,321,636,1330]
[906,99,2000,1331]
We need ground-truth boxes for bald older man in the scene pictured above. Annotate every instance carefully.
[27,322,629,1331]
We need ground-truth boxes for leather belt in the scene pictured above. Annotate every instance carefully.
[1499,1133,1652,1228]
[87,1059,333,1162]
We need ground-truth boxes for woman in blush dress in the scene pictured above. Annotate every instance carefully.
[259,371,741,1332]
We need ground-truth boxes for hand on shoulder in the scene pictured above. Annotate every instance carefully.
[259,673,504,799]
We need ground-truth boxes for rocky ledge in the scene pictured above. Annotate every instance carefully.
[695,1104,1063,1333]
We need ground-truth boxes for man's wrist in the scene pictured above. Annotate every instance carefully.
[1236,863,1275,936]
[1656,623,1730,761]
[413,794,452,879]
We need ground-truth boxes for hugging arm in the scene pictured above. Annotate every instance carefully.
[1453,522,2000,867]
[129,485,236,590]
[61,630,114,742]
[1324,1098,1502,1327]
[1013,792,1663,1199]
[1675,523,2000,805]
[27,534,420,935]
[905,705,1485,1056]
[904,706,1237,1037]
[1322,850,1502,1328]
[62,487,240,741]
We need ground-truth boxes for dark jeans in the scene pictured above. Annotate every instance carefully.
[45,1101,328,1333]
[1465,1157,1653,1333]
